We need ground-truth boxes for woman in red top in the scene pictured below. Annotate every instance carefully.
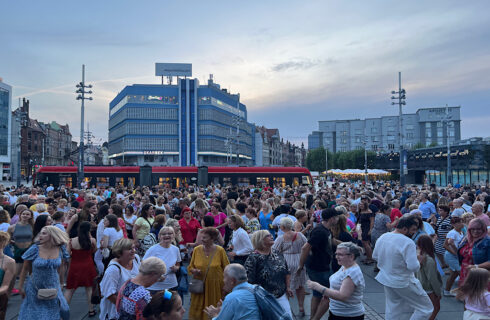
[178,208,201,245]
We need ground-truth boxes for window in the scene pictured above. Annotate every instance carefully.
[437,121,443,128]
[406,132,414,139]
[355,136,362,143]
[371,145,378,151]
[388,144,395,150]
[341,138,347,144]
[425,123,431,129]
[426,131,432,138]
[437,129,443,137]
[371,127,378,134]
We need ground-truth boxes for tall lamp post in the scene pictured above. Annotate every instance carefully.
[391,72,406,186]
[444,105,453,185]
[76,64,93,188]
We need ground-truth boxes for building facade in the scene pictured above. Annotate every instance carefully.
[41,121,73,166]
[0,79,12,180]
[308,106,461,153]
[108,74,255,166]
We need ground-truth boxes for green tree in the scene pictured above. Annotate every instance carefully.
[306,147,326,172]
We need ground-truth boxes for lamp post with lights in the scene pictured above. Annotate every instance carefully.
[391,72,406,186]
[76,64,92,188]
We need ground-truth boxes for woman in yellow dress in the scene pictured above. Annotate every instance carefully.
[188,227,229,320]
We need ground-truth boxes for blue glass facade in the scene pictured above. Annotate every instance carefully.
[108,78,255,166]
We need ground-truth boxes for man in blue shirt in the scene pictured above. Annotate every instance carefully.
[418,192,436,222]
[204,264,261,320]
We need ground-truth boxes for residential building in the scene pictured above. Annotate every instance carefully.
[41,121,73,166]
[308,106,461,153]
[108,68,255,166]
[0,79,12,180]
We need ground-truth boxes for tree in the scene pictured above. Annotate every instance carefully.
[306,147,326,172]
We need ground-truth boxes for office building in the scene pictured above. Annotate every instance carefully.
[0,79,12,180]
[108,64,255,166]
[308,106,461,153]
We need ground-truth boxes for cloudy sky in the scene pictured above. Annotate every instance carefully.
[1,1,489,146]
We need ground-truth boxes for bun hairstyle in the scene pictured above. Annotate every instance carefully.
[143,290,179,318]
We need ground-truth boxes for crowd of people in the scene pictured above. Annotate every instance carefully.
[0,179,488,320]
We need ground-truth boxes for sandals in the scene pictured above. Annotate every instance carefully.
[88,310,96,317]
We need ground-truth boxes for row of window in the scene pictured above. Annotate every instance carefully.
[199,109,252,135]
[198,97,245,118]
[109,122,179,141]
[109,107,179,129]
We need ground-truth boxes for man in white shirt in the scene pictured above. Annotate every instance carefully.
[373,215,433,320]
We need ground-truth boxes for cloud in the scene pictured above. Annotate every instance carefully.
[271,58,325,72]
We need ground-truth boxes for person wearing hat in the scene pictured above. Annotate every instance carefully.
[178,207,201,246]
[298,207,340,320]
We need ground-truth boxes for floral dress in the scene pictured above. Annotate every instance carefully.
[19,244,70,320]
[246,218,261,233]
[244,251,290,298]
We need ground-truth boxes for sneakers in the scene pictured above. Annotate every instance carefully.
[444,290,456,297]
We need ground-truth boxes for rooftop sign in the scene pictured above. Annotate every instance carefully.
[155,63,192,77]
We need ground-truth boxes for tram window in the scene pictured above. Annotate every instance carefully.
[115,177,124,186]
[175,177,181,188]
[273,177,286,187]
[59,176,73,188]
[159,177,171,186]
[257,177,269,185]
[292,177,300,186]
[223,177,232,185]
[127,177,136,187]
[96,177,110,187]
[237,177,250,187]
[302,176,311,185]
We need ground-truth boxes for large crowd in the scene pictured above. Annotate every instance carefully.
[0,180,488,320]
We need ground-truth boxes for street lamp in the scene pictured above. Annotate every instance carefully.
[391,72,406,186]
[444,105,453,185]
[76,64,93,188]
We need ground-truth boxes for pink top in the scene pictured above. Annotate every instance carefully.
[465,292,490,316]
[206,212,227,237]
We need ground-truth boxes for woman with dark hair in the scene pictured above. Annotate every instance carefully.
[227,215,253,265]
[101,214,124,269]
[133,204,155,256]
[205,203,227,238]
[64,221,97,317]
[124,205,137,239]
[434,205,451,269]
[67,202,97,238]
[143,290,186,320]
[415,235,442,320]
[358,201,375,264]
[110,204,127,239]
[443,216,464,296]
[32,214,53,241]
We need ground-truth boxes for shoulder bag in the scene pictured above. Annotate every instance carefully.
[188,248,217,294]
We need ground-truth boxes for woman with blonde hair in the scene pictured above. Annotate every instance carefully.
[18,226,70,320]
[259,201,275,237]
[225,199,237,216]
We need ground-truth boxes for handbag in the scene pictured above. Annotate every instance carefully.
[188,248,217,294]
[36,288,58,300]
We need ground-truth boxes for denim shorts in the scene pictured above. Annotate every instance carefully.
[444,252,461,272]
[307,268,332,297]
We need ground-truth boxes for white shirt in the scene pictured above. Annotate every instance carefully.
[96,220,105,248]
[143,244,181,290]
[123,215,137,231]
[231,227,253,256]
[103,227,124,247]
[329,265,365,317]
[99,257,141,320]
[373,232,420,288]
[446,229,464,250]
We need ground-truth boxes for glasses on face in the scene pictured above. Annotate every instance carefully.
[335,252,352,257]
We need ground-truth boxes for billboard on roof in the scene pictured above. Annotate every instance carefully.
[155,63,192,77]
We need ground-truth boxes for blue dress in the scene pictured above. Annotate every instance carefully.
[259,211,275,238]
[19,244,70,320]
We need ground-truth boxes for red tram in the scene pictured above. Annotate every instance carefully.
[35,166,313,188]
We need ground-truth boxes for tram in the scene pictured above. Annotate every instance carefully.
[35,166,313,188]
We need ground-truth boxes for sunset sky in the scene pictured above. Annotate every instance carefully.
[1,1,489,146]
